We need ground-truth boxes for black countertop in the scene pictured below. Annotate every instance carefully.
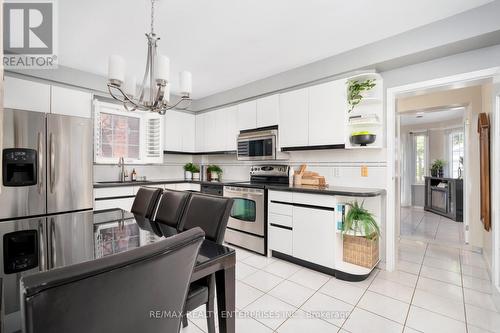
[93,179,245,188]
[94,179,385,197]
[265,184,386,197]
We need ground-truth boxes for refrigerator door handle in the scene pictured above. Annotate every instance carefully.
[38,220,46,271]
[49,133,55,193]
[50,217,56,268]
[37,132,43,194]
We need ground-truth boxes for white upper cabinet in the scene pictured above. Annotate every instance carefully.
[256,94,279,128]
[237,100,257,131]
[180,112,195,152]
[223,106,239,151]
[195,113,206,152]
[164,111,183,151]
[204,111,218,151]
[164,110,195,152]
[51,85,92,118]
[4,76,51,113]
[279,88,309,148]
[308,79,346,146]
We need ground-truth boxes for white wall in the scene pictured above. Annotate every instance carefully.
[196,149,386,189]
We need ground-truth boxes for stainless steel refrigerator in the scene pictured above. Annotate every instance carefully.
[0,109,94,332]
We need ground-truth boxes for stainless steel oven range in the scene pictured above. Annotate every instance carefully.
[224,165,289,255]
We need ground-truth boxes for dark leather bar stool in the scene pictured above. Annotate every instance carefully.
[131,186,163,229]
[21,228,205,333]
[179,193,234,332]
[153,189,192,235]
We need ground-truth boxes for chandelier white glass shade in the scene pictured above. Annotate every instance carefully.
[107,0,192,115]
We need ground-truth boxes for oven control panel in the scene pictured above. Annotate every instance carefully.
[250,165,289,177]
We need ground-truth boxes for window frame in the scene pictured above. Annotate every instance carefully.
[447,128,465,179]
[412,132,428,185]
[94,101,145,164]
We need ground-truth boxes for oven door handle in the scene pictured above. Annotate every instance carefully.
[224,189,264,197]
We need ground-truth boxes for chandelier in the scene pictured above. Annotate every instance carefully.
[107,0,192,114]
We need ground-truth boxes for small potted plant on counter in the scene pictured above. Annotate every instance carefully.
[183,162,196,180]
[192,164,201,180]
[347,78,376,113]
[430,159,446,178]
[342,200,380,268]
[207,165,223,182]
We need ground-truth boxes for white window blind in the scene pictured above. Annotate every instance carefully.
[94,101,163,164]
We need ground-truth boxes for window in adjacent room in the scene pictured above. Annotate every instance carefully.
[448,129,464,178]
[413,133,428,184]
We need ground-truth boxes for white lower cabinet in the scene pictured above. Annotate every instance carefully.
[292,206,335,269]
[268,190,336,269]
[94,197,135,211]
[269,225,292,255]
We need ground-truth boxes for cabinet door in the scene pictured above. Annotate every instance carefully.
[292,206,335,268]
[279,88,308,148]
[308,80,346,146]
[214,108,229,151]
[51,85,92,118]
[4,76,51,113]
[224,105,238,151]
[257,94,279,128]
[164,110,183,151]
[204,111,217,151]
[237,100,257,131]
[195,113,206,152]
[179,112,195,152]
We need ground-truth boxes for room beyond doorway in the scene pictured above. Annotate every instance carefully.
[398,106,467,247]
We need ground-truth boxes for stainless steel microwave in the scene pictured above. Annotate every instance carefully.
[237,129,278,161]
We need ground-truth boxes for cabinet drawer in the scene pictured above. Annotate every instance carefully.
[268,202,293,216]
[268,190,293,203]
[94,186,134,199]
[269,213,293,228]
[293,192,336,208]
[269,225,292,255]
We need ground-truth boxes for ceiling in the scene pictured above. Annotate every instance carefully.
[58,0,492,98]
[400,108,465,126]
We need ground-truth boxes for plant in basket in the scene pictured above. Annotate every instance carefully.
[342,200,380,268]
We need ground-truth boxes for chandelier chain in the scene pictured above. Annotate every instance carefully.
[150,0,155,34]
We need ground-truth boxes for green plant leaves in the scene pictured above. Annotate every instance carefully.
[342,200,380,239]
[347,79,376,113]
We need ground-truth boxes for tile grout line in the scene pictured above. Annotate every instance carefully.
[401,241,428,330]
[459,250,469,333]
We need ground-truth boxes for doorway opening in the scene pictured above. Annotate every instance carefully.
[398,106,467,247]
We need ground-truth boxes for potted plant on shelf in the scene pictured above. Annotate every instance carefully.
[430,159,446,178]
[192,164,201,180]
[347,79,376,113]
[207,165,223,182]
[183,162,196,180]
[342,200,380,268]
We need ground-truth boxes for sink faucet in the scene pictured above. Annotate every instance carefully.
[118,157,128,182]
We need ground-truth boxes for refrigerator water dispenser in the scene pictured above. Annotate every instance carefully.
[3,230,39,274]
[2,148,38,186]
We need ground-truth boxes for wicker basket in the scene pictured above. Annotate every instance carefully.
[343,233,379,268]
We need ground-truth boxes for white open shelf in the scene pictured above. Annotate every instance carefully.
[345,72,384,149]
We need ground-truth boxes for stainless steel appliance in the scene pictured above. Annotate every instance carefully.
[201,183,224,196]
[224,165,289,254]
[0,109,93,332]
[237,127,288,161]
[1,109,93,219]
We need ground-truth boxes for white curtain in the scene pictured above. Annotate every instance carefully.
[400,132,413,207]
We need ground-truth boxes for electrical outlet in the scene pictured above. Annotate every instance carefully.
[361,165,368,177]
[333,167,340,177]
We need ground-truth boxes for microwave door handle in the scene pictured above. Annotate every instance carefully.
[37,132,43,194]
